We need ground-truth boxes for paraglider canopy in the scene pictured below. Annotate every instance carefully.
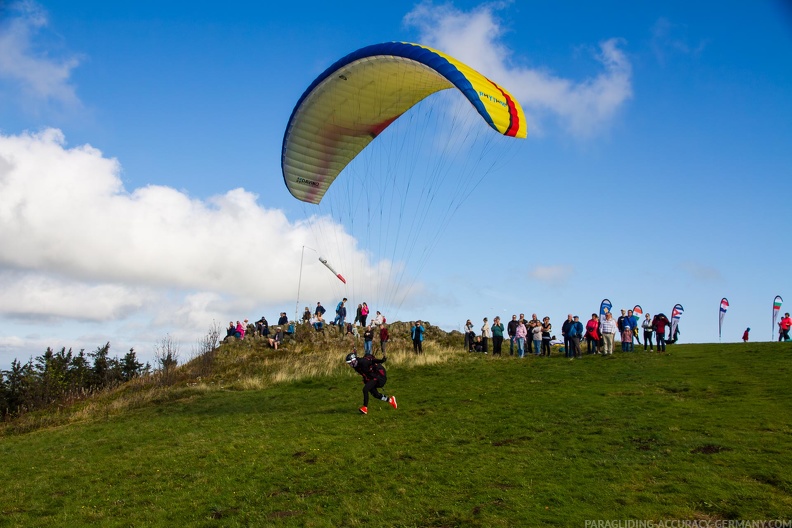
[281,41,527,204]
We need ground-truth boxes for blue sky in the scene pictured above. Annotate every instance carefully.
[1,1,790,368]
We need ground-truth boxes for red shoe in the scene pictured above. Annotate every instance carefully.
[388,396,398,409]
[359,406,368,415]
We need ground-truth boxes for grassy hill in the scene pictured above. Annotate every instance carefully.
[1,327,791,527]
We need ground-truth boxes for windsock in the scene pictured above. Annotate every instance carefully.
[318,257,346,284]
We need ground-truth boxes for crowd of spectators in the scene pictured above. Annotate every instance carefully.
[463,309,677,359]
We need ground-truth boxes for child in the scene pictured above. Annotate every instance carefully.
[742,327,750,342]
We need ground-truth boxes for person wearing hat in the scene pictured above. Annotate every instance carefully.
[345,350,397,415]
[268,327,284,349]
[567,315,584,359]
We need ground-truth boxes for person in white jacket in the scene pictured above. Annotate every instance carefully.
[481,317,492,354]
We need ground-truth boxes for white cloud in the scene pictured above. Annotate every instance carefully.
[0,129,419,366]
[0,1,81,107]
[529,265,574,286]
[0,271,149,321]
[404,2,633,137]
[651,17,709,66]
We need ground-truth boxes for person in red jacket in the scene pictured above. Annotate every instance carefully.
[585,314,600,355]
[379,323,389,356]
[345,351,397,415]
[652,313,671,352]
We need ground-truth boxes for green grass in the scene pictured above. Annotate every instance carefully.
[1,342,791,526]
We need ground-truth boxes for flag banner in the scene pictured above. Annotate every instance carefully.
[719,298,729,341]
[773,295,783,340]
[600,299,612,318]
[670,303,684,342]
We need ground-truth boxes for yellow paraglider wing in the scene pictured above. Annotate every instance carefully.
[281,42,527,204]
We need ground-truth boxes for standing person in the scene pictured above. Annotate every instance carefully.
[568,316,584,358]
[653,313,670,352]
[778,313,791,342]
[585,314,600,355]
[354,304,363,326]
[600,313,617,355]
[541,317,552,356]
[515,318,528,358]
[742,327,750,342]
[362,326,374,356]
[379,323,389,356]
[315,302,326,318]
[481,317,491,354]
[411,320,425,354]
[507,315,519,356]
[561,314,574,356]
[491,316,505,356]
[345,351,398,415]
[629,309,641,346]
[464,319,475,352]
[360,303,370,327]
[333,298,348,329]
[621,316,633,352]
[531,322,543,356]
[642,313,654,351]
[617,309,627,335]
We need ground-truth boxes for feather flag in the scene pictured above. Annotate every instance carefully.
[600,299,612,318]
[773,296,783,339]
[632,305,643,326]
[670,304,684,342]
[719,298,729,341]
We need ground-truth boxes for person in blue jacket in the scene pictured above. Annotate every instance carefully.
[567,315,584,358]
[411,320,425,354]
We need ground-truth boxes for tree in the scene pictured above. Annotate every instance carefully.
[3,359,34,415]
[120,348,144,381]
[89,342,112,388]
[154,335,180,384]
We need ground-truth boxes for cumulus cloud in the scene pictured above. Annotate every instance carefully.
[0,1,81,107]
[0,129,415,355]
[404,1,633,137]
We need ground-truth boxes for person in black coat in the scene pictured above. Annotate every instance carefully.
[345,351,398,415]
